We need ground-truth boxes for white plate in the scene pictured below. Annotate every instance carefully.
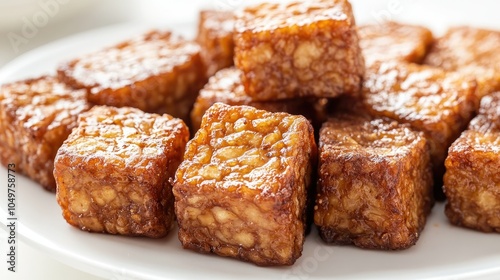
[1,1,500,279]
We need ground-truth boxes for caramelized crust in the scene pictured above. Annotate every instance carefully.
[358,21,433,65]
[362,62,478,197]
[444,92,500,232]
[234,0,364,100]
[0,76,90,191]
[196,10,235,77]
[54,106,189,238]
[315,114,433,249]
[174,103,316,266]
[424,26,500,98]
[58,30,206,121]
[424,26,500,72]
[190,67,325,132]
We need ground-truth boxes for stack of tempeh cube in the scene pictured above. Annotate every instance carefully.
[185,0,500,262]
[0,31,205,238]
[0,0,500,268]
[191,0,439,256]
[178,0,364,265]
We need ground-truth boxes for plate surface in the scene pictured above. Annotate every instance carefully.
[1,2,500,279]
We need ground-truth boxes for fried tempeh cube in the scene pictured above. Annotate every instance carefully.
[358,21,433,65]
[233,0,364,101]
[444,92,500,232]
[196,10,235,77]
[315,114,433,249]
[361,61,478,199]
[174,103,317,266]
[424,26,500,98]
[54,106,189,238]
[190,67,324,132]
[58,30,206,121]
[0,76,90,191]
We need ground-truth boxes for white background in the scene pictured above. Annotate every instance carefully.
[0,0,499,279]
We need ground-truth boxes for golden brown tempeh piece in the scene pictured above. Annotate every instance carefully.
[444,92,500,232]
[424,26,500,98]
[358,21,433,65]
[234,0,364,101]
[0,76,90,191]
[58,30,207,122]
[174,103,316,266]
[315,113,433,249]
[55,106,189,238]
